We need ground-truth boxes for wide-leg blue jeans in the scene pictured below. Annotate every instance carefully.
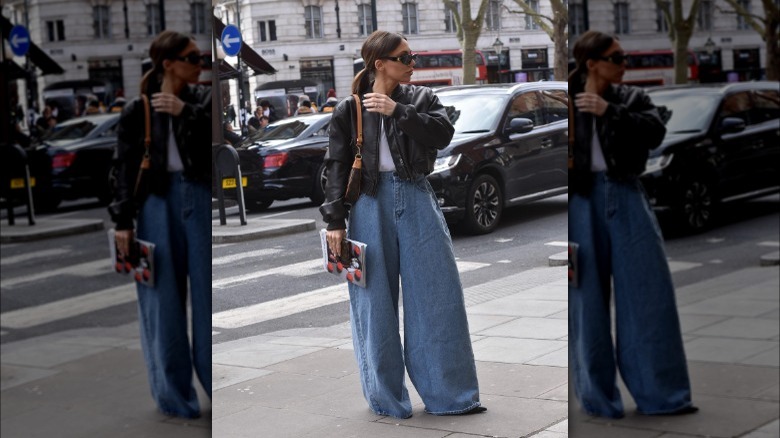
[569,172,693,418]
[347,172,481,419]
[135,172,211,418]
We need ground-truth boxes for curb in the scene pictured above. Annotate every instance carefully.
[212,205,240,219]
[0,218,105,243]
[211,219,316,243]
[760,251,780,267]
[548,250,568,267]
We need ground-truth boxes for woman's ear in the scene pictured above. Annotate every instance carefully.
[373,59,384,72]
[585,59,595,72]
[162,59,172,71]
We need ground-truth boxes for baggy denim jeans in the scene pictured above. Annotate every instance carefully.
[135,172,211,418]
[346,172,481,419]
[569,172,693,418]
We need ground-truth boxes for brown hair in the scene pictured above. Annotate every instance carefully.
[568,30,617,95]
[140,30,194,97]
[351,31,407,95]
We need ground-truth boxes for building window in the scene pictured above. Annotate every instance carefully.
[304,5,323,39]
[191,1,207,34]
[146,4,162,36]
[736,0,751,30]
[358,4,373,36]
[46,20,65,42]
[698,0,713,31]
[402,2,418,35]
[613,2,630,34]
[570,2,585,36]
[258,20,278,42]
[525,0,540,30]
[444,1,460,33]
[656,3,669,32]
[93,5,110,38]
[486,0,501,31]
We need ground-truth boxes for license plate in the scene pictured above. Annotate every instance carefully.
[222,177,247,189]
[10,177,35,189]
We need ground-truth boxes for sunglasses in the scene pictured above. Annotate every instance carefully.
[596,52,627,65]
[381,53,418,66]
[174,52,207,66]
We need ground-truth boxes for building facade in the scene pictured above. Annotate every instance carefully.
[216,0,560,111]
[569,0,770,82]
[3,0,211,112]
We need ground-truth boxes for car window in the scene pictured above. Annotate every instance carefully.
[750,89,780,124]
[540,89,568,125]
[45,120,98,140]
[261,120,310,140]
[315,122,330,137]
[718,91,752,125]
[437,94,507,133]
[508,92,543,127]
[648,91,720,133]
[100,120,119,137]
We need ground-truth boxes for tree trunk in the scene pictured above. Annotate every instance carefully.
[462,28,479,84]
[553,14,567,81]
[673,24,694,84]
[766,12,780,80]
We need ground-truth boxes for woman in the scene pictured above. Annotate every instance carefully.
[320,30,484,419]
[568,30,697,419]
[109,30,211,419]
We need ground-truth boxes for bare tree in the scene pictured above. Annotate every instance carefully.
[656,0,702,84]
[443,0,490,85]
[506,0,568,81]
[718,0,780,80]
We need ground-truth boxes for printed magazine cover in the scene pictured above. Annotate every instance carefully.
[320,229,367,288]
[108,228,156,287]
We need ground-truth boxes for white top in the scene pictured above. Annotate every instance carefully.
[590,118,607,172]
[166,118,184,172]
[378,118,396,172]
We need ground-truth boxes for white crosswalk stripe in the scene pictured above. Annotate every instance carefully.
[1,259,112,289]
[0,283,137,329]
[0,248,71,266]
[212,248,282,266]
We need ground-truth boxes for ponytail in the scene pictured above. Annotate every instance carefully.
[351,68,370,95]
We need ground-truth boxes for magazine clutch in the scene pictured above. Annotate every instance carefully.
[108,228,156,287]
[320,229,367,288]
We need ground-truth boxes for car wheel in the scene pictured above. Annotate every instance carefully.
[676,176,715,232]
[462,174,503,235]
[248,199,274,211]
[310,164,326,205]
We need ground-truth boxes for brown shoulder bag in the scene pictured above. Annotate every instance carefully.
[343,94,363,204]
[133,94,152,202]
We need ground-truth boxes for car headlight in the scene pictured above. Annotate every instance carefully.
[643,153,673,175]
[431,154,461,174]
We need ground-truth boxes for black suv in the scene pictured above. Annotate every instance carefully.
[430,82,569,234]
[641,82,780,231]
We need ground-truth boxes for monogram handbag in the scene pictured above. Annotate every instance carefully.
[343,94,364,204]
[133,94,152,204]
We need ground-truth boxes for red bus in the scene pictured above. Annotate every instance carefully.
[623,50,700,86]
[353,50,488,86]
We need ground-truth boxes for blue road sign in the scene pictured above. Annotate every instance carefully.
[221,25,242,57]
[9,25,31,57]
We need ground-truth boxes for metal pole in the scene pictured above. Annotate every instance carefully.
[335,0,341,39]
[371,0,377,34]
[123,0,130,39]
[159,0,166,31]
[235,0,245,135]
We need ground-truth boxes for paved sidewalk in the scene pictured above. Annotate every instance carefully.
[0,322,211,437]
[213,266,569,438]
[0,216,104,243]
[569,264,780,438]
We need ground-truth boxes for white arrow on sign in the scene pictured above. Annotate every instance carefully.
[223,35,240,48]
[11,33,29,49]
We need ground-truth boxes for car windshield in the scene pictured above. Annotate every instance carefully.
[648,92,721,134]
[437,94,507,133]
[257,119,314,141]
[44,120,99,141]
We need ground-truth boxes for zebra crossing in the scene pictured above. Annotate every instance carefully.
[2,239,776,337]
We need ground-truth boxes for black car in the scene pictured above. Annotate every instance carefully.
[225,113,331,210]
[35,113,120,209]
[429,82,569,234]
[641,82,780,231]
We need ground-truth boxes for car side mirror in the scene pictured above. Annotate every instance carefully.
[719,117,746,134]
[508,117,534,134]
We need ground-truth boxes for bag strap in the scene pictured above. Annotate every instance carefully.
[140,94,151,168]
[352,94,363,151]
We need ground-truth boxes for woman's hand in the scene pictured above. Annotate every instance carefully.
[327,229,347,259]
[363,93,396,116]
[115,229,134,259]
[575,92,609,117]
[152,92,185,116]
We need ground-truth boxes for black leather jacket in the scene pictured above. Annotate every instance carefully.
[319,84,454,230]
[571,84,665,194]
[108,85,212,229]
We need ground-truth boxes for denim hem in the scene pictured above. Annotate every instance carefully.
[424,401,481,416]
[372,408,412,419]
[636,403,695,415]
[582,407,625,419]
[158,407,201,419]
